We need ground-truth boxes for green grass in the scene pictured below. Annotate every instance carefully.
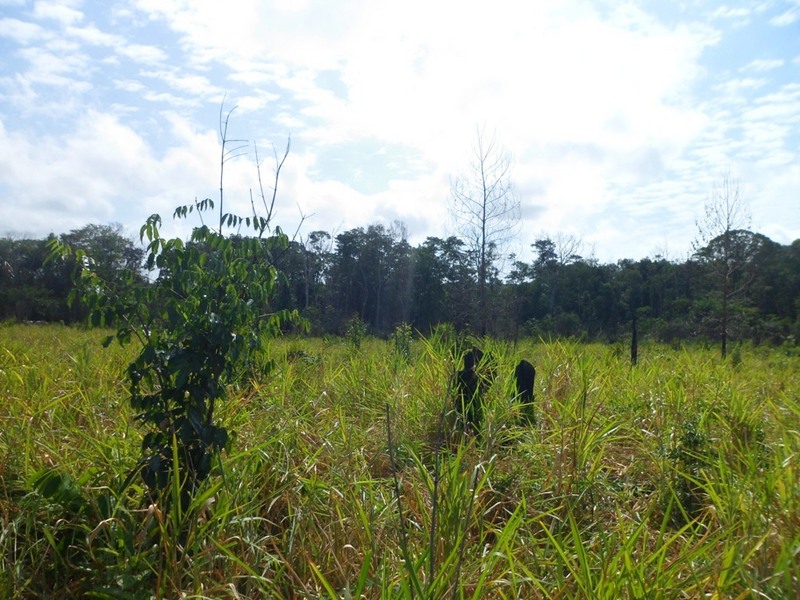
[1,323,798,598]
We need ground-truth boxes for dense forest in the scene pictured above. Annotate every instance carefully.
[1,222,798,347]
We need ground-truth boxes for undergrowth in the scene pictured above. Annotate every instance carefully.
[1,323,798,598]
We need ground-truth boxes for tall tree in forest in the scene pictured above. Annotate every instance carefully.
[0,237,67,320]
[327,224,412,334]
[449,127,520,334]
[0,225,145,322]
[693,173,752,358]
[411,236,474,331]
[532,233,583,314]
[60,223,146,287]
[301,230,332,309]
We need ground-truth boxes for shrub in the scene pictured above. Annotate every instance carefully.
[50,200,303,514]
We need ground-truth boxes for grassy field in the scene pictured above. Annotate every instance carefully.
[1,323,798,598]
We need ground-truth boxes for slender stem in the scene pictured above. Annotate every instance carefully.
[452,460,481,600]
[428,387,449,584]
[385,403,420,598]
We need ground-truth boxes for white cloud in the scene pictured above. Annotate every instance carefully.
[14,44,91,93]
[0,18,45,43]
[119,0,791,259]
[0,73,38,108]
[141,90,199,108]
[66,23,121,46]
[131,0,272,66]
[0,0,797,258]
[714,77,768,97]
[711,6,751,20]
[750,163,800,242]
[770,5,800,26]
[272,0,311,14]
[235,91,282,113]
[122,0,717,173]
[32,0,84,26]
[740,58,785,72]
[114,79,146,93]
[139,69,221,97]
[118,43,168,64]
[0,109,227,239]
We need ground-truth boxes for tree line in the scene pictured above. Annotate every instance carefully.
[2,221,798,347]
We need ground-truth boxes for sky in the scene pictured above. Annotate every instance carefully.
[1,0,798,264]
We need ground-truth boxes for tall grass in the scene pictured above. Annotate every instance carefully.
[1,323,798,598]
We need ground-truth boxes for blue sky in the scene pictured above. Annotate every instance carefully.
[1,0,798,262]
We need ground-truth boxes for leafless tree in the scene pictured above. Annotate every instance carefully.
[693,173,752,358]
[250,138,291,237]
[449,126,520,334]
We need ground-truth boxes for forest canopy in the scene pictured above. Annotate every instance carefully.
[2,222,798,347]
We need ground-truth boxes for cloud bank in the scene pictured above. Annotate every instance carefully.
[0,0,797,261]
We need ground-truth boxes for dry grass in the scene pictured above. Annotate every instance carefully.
[1,323,798,598]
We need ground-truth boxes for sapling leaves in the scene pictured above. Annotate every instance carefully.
[51,197,303,515]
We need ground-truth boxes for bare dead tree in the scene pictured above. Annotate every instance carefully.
[449,126,520,334]
[552,232,583,267]
[693,173,752,359]
[250,138,291,237]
